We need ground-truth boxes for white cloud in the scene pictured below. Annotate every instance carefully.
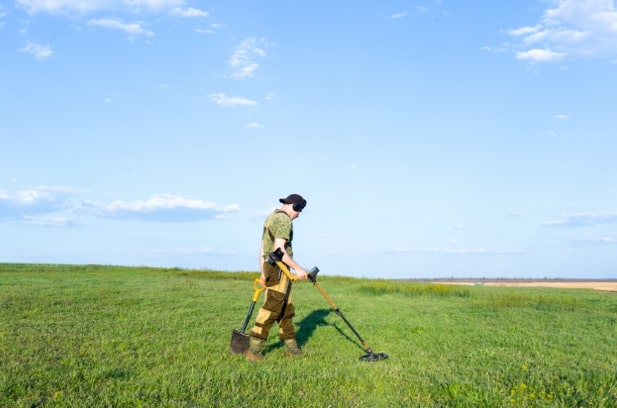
[553,114,569,120]
[126,0,184,12]
[171,7,208,18]
[0,186,82,205]
[246,122,263,128]
[107,194,213,211]
[544,211,617,227]
[101,194,239,221]
[508,25,541,37]
[195,23,225,34]
[22,215,78,227]
[391,11,409,19]
[0,186,84,219]
[382,247,524,255]
[17,0,109,14]
[1,188,239,224]
[580,236,617,243]
[209,93,257,108]
[230,37,268,80]
[507,0,617,63]
[16,0,200,16]
[20,41,54,59]
[87,18,154,37]
[516,48,566,62]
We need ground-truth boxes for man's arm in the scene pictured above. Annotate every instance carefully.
[273,237,307,280]
[259,241,266,286]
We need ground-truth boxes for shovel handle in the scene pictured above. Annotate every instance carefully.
[252,278,266,301]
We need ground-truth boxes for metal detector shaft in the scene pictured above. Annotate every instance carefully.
[267,249,387,361]
[309,280,374,353]
[268,250,374,353]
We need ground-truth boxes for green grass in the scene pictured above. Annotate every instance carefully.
[1,263,616,407]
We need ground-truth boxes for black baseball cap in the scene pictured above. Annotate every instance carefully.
[279,194,307,211]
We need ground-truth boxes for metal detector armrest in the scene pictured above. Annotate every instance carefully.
[268,249,319,282]
[268,248,285,265]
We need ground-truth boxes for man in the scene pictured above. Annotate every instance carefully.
[246,194,309,362]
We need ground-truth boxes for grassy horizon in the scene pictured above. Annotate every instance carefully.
[1,263,616,407]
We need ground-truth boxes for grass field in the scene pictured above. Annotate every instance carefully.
[1,263,616,407]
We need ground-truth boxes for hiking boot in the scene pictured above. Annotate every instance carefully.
[245,337,265,362]
[284,339,304,357]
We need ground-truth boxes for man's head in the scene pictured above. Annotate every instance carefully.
[279,194,307,217]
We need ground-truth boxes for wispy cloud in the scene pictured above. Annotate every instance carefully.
[515,48,566,62]
[98,194,239,221]
[209,93,257,108]
[382,247,524,255]
[21,215,80,228]
[1,187,239,223]
[16,0,204,15]
[391,11,409,19]
[0,186,84,218]
[506,0,617,63]
[579,236,617,244]
[20,41,53,59]
[171,7,208,18]
[195,23,225,35]
[229,37,267,80]
[87,18,154,37]
[544,211,617,227]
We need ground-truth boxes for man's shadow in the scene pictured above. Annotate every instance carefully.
[299,309,365,352]
[296,308,331,348]
[265,308,363,353]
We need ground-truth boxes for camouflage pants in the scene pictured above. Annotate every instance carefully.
[249,262,296,341]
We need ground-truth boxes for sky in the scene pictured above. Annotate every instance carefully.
[2,0,617,279]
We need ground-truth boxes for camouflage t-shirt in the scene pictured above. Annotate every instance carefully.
[262,210,293,259]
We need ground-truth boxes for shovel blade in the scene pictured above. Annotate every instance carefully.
[230,329,250,354]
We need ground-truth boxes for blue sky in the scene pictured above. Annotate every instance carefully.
[2,0,617,279]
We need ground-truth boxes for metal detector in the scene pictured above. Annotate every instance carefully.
[269,249,388,362]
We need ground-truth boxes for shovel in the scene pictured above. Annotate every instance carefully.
[230,278,266,354]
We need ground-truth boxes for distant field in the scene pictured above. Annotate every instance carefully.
[432,280,617,292]
[1,263,616,407]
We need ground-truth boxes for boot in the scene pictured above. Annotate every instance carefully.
[245,337,265,362]
[284,338,304,357]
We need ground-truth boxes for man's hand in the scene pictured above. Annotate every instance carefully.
[295,268,308,281]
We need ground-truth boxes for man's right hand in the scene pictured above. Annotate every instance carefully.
[295,268,308,281]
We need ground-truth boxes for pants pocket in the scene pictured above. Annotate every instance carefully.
[263,262,280,287]
[263,289,285,312]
